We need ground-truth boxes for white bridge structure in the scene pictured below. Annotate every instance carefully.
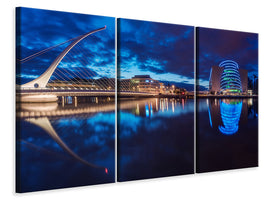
[17,26,157,102]
[21,26,106,89]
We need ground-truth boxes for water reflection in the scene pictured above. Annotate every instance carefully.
[118,98,194,118]
[197,98,258,173]
[207,98,258,135]
[25,117,108,172]
[16,97,115,192]
[118,98,194,181]
[218,100,242,135]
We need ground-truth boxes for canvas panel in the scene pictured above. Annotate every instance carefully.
[196,27,258,173]
[16,7,116,192]
[117,18,195,181]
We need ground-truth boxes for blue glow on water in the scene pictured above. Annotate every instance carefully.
[17,111,115,192]
[119,112,141,134]
[145,104,149,117]
[67,96,72,104]
[208,105,213,128]
[150,102,153,117]
[118,98,194,181]
[86,112,115,127]
[56,118,84,128]
[119,112,164,138]
[197,98,258,173]
[218,100,243,135]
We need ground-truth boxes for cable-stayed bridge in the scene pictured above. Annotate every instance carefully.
[16,26,158,102]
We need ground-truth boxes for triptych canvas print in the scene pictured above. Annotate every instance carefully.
[16,7,258,193]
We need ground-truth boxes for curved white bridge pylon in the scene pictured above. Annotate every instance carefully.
[21,26,106,89]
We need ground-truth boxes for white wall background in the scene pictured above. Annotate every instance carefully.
[0,0,266,199]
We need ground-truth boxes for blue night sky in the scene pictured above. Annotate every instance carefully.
[197,27,258,90]
[16,7,115,85]
[118,19,194,90]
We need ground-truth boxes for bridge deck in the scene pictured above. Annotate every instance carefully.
[16,89,160,97]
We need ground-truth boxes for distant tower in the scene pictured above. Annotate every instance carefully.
[219,60,242,94]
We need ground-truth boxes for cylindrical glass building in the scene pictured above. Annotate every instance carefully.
[219,60,242,94]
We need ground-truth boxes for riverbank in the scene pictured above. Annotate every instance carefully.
[197,95,258,99]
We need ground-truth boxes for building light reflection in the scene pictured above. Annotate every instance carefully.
[248,98,253,106]
[218,99,242,135]
[150,102,153,116]
[166,98,169,111]
[145,103,149,117]
[161,99,165,112]
[67,96,72,104]
[208,105,213,128]
[136,103,140,115]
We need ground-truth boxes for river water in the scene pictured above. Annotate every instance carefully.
[118,98,194,181]
[16,96,253,191]
[16,97,115,192]
[196,98,258,172]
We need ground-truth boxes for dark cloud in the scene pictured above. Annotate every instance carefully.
[118,18,194,88]
[16,7,115,85]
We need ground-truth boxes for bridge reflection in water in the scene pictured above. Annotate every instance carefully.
[16,97,115,192]
[197,98,258,173]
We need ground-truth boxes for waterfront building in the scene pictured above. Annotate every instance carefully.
[159,82,166,94]
[209,60,248,95]
[118,75,188,95]
[131,75,160,94]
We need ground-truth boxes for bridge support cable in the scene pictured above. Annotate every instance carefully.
[18,26,117,92]
[52,51,110,90]
[21,26,107,89]
[17,36,79,64]
[67,42,113,90]
[48,40,101,89]
[61,45,109,89]
[50,58,89,88]
[50,69,83,89]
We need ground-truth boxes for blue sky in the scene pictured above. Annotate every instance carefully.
[118,19,194,90]
[16,7,115,85]
[197,27,258,90]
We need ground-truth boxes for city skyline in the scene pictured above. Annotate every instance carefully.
[16,9,258,93]
[118,19,194,91]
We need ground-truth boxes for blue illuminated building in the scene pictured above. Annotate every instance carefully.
[209,60,248,95]
[219,60,242,94]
